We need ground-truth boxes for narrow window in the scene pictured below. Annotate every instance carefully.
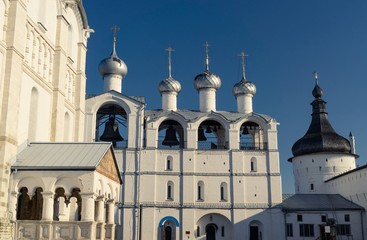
[220,186,224,200]
[167,159,171,170]
[167,181,173,200]
[344,214,350,222]
[321,215,327,222]
[221,226,225,237]
[310,184,314,191]
[197,226,200,236]
[250,157,257,172]
[297,215,303,222]
[197,181,204,201]
[286,223,293,237]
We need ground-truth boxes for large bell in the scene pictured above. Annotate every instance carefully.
[162,126,180,147]
[100,116,124,146]
[198,127,207,141]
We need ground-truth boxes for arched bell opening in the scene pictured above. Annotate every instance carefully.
[158,120,184,149]
[17,187,43,220]
[240,121,266,150]
[197,120,226,150]
[96,104,127,148]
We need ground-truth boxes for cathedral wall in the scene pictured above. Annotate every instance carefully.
[17,72,52,144]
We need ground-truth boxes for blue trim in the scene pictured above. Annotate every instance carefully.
[159,216,180,227]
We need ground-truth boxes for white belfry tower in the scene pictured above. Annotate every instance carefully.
[194,42,221,112]
[233,51,256,114]
[98,26,128,93]
[158,47,181,111]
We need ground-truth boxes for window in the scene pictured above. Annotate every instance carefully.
[197,226,200,237]
[297,215,303,222]
[166,156,173,170]
[286,223,293,237]
[250,157,257,172]
[337,224,351,235]
[167,181,173,200]
[321,215,327,222]
[310,184,314,191]
[221,226,225,237]
[299,224,314,237]
[197,181,204,201]
[220,182,228,201]
[344,214,350,222]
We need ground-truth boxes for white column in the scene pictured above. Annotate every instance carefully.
[96,196,105,222]
[106,199,115,224]
[162,92,178,111]
[41,191,54,221]
[199,88,216,112]
[81,193,95,221]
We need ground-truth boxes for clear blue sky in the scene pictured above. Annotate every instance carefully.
[83,0,367,193]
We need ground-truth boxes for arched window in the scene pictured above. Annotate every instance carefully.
[220,182,228,201]
[250,157,257,172]
[28,88,39,141]
[17,187,43,220]
[240,121,265,150]
[167,181,174,200]
[166,156,173,170]
[197,181,204,201]
[162,220,176,240]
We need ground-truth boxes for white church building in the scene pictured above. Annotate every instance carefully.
[0,1,366,240]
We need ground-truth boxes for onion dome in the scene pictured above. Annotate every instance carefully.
[194,42,221,91]
[233,51,256,96]
[291,73,351,158]
[159,76,181,94]
[158,47,181,94]
[98,35,127,78]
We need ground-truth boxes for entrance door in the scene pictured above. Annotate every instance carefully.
[250,226,259,240]
[206,225,216,240]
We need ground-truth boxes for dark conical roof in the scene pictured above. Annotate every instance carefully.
[291,82,351,158]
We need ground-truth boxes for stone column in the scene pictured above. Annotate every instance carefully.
[95,196,105,222]
[106,200,115,224]
[80,193,95,221]
[41,191,54,221]
[8,191,18,221]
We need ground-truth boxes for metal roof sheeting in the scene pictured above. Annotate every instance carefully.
[281,194,364,211]
[12,142,113,170]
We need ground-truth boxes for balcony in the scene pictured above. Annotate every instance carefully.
[240,142,268,151]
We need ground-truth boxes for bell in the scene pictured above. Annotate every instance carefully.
[162,126,180,147]
[198,127,207,141]
[100,116,124,146]
[242,126,249,135]
[205,126,212,133]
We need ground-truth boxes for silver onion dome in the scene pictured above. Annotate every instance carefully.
[233,78,256,96]
[158,76,182,94]
[98,47,128,78]
[194,70,221,91]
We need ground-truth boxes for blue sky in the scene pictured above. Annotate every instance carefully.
[83,0,367,193]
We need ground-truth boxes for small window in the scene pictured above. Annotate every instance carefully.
[344,214,350,222]
[166,181,173,200]
[297,215,303,222]
[286,223,293,237]
[321,215,327,222]
[197,226,200,237]
[299,224,314,237]
[166,156,173,170]
[221,226,225,237]
[310,184,314,191]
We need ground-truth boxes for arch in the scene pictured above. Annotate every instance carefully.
[158,120,184,149]
[197,119,226,150]
[240,121,266,150]
[17,187,43,220]
[53,177,82,193]
[205,223,217,240]
[166,156,173,170]
[196,213,232,239]
[158,216,180,227]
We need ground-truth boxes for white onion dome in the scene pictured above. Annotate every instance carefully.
[233,77,256,96]
[158,76,182,94]
[194,70,221,91]
[98,48,128,78]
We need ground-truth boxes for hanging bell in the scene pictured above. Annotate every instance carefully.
[198,127,207,141]
[162,126,180,147]
[205,126,212,133]
[100,116,124,146]
[242,126,249,135]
